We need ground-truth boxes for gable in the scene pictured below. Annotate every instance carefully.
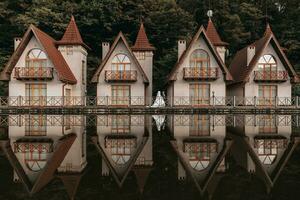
[252,42,286,72]
[168,26,232,82]
[91,32,149,83]
[101,40,143,79]
[0,25,77,84]
[230,34,299,84]
[12,35,55,79]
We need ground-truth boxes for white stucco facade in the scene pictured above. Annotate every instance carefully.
[8,32,87,106]
[96,39,151,106]
[168,34,227,106]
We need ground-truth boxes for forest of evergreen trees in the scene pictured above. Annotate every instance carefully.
[0,0,300,95]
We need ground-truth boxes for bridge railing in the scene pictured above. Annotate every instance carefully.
[0,96,298,108]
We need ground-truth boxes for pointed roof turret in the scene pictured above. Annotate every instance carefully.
[57,16,89,49]
[206,18,228,46]
[133,166,152,193]
[58,173,83,200]
[132,22,155,51]
[264,23,273,36]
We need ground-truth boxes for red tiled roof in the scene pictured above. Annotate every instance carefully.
[56,16,89,49]
[131,23,155,51]
[229,24,299,84]
[167,26,232,82]
[0,25,77,84]
[32,26,77,84]
[91,32,149,83]
[206,18,228,46]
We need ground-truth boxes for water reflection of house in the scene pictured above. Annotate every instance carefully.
[92,115,153,192]
[168,115,233,197]
[228,115,300,192]
[0,115,86,198]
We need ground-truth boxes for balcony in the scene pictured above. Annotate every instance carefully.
[253,71,288,82]
[183,67,218,80]
[105,70,137,82]
[14,67,54,80]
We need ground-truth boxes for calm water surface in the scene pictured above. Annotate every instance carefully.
[0,114,299,200]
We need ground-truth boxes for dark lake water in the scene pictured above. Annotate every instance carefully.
[0,114,300,200]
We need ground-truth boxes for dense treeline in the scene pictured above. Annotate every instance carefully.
[0,0,300,95]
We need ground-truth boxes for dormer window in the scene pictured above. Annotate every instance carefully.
[26,49,47,68]
[190,49,210,68]
[258,54,277,72]
[112,54,131,71]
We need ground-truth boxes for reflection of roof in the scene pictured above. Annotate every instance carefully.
[133,165,152,193]
[92,135,149,188]
[57,172,84,200]
[171,139,233,196]
[239,135,300,193]
[0,133,76,195]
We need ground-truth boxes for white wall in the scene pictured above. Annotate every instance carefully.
[244,43,292,98]
[58,45,88,97]
[97,40,146,105]
[169,35,226,106]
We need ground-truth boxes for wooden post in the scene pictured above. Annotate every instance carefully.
[296,96,299,108]
[233,96,236,108]
[254,96,257,107]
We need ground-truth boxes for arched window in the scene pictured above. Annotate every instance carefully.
[189,49,210,68]
[258,54,277,72]
[26,49,47,68]
[106,138,136,165]
[257,139,278,165]
[16,143,53,172]
[185,142,217,171]
[112,54,131,71]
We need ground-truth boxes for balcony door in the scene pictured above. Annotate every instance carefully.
[189,84,210,106]
[111,85,130,106]
[25,84,47,106]
[112,54,131,80]
[257,54,277,79]
[189,49,210,77]
[258,85,277,106]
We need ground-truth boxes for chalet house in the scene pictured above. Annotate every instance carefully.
[0,114,86,198]
[0,16,88,106]
[228,114,300,192]
[166,19,232,107]
[92,115,153,190]
[168,114,232,196]
[228,24,299,106]
[91,23,154,106]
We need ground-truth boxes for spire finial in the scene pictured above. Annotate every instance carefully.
[207,10,213,18]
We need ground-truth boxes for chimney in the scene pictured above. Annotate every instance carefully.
[178,40,186,61]
[102,42,110,60]
[247,46,255,66]
[14,37,22,51]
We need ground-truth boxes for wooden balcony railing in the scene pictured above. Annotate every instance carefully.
[253,71,288,82]
[183,67,218,80]
[105,70,137,82]
[14,67,54,80]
